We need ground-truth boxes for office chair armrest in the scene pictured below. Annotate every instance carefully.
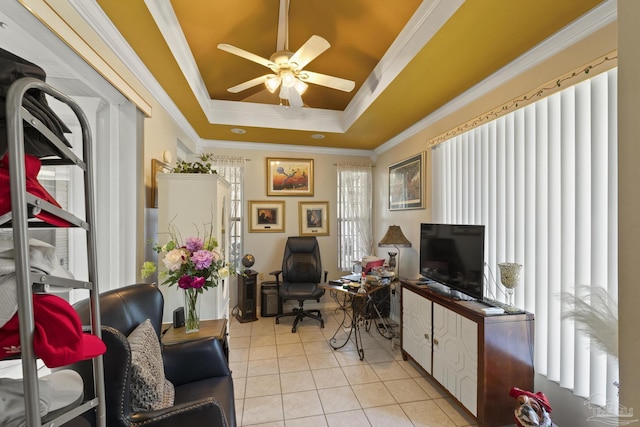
[323,270,328,282]
[269,270,283,284]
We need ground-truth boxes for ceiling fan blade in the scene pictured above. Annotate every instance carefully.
[300,71,355,92]
[227,74,275,93]
[218,43,277,70]
[289,35,330,70]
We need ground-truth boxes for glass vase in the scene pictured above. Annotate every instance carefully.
[183,288,201,334]
[498,263,522,308]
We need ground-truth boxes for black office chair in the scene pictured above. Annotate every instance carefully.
[270,236,327,333]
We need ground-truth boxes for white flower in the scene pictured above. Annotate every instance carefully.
[163,248,186,272]
[218,267,230,279]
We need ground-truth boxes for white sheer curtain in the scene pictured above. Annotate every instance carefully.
[208,155,246,269]
[337,163,373,271]
[433,69,618,407]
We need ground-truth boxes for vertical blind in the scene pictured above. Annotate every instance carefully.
[433,69,618,406]
[337,164,373,271]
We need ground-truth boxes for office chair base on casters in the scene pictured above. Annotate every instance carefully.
[276,306,324,333]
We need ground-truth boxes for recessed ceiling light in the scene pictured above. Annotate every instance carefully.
[311,134,325,139]
[231,128,246,134]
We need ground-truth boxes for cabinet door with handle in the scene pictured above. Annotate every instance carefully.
[401,287,432,373]
[432,302,478,416]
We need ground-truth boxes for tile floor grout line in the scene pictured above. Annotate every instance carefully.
[230,310,477,426]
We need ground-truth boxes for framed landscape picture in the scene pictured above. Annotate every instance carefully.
[249,200,285,232]
[266,157,314,196]
[299,201,329,236]
[388,152,425,210]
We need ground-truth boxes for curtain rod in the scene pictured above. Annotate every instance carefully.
[333,162,373,167]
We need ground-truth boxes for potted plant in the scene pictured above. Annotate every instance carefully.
[171,153,217,174]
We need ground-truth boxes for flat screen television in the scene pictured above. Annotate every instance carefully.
[419,223,485,300]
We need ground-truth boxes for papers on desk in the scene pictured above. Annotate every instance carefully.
[342,271,395,281]
[339,273,393,287]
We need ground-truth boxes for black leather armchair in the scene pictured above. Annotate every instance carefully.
[70,284,235,427]
[271,236,327,333]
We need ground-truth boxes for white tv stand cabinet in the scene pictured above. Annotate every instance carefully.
[401,280,535,427]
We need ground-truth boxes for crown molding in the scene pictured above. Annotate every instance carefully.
[68,0,201,144]
[376,0,617,155]
[144,0,347,132]
[144,0,464,134]
[199,138,374,158]
[58,0,379,156]
[207,100,346,132]
[343,0,464,129]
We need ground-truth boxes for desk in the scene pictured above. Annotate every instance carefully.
[321,283,392,360]
[162,319,229,361]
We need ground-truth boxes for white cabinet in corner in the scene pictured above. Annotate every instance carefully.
[401,287,432,373]
[432,302,478,416]
[157,173,231,322]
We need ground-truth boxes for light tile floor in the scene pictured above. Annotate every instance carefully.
[228,308,477,427]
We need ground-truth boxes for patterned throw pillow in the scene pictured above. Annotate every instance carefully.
[127,319,175,411]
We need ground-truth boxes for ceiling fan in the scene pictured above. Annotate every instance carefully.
[217,0,355,107]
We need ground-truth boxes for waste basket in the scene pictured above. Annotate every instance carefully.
[261,281,282,317]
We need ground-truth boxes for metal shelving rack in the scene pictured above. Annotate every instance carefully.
[1,77,106,427]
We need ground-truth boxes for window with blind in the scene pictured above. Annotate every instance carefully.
[337,164,373,271]
[209,157,245,270]
[432,68,618,407]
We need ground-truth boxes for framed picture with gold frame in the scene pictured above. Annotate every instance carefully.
[298,201,329,236]
[151,159,171,208]
[266,157,314,196]
[249,200,285,232]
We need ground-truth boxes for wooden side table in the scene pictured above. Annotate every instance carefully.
[162,318,229,361]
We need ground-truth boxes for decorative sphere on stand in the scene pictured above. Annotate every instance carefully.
[242,254,255,269]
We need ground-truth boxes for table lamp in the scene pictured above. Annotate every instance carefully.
[378,225,411,279]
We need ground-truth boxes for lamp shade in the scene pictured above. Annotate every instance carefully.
[378,225,411,247]
[265,76,281,93]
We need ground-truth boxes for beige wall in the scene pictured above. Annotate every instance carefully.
[618,0,640,416]
[200,146,371,284]
[142,108,197,208]
[373,137,433,281]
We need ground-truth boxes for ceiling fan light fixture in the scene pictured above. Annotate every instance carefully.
[265,76,281,93]
[281,70,297,88]
[279,85,291,100]
[294,79,308,95]
[219,0,354,105]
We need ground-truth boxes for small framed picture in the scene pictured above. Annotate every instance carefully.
[299,201,329,236]
[249,200,285,232]
[266,157,314,196]
[388,152,425,210]
[151,159,172,208]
